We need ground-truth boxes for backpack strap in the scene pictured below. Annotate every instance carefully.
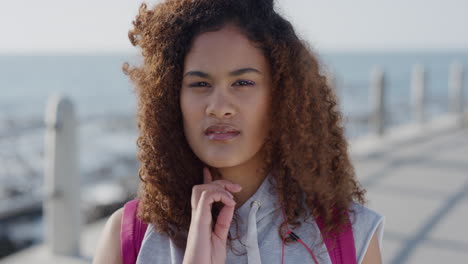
[121,199,148,264]
[316,212,357,264]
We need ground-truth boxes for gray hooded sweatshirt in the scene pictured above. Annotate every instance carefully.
[136,171,385,264]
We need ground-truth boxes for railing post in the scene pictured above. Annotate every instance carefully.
[43,94,81,256]
[370,67,385,136]
[449,61,465,127]
[411,64,427,125]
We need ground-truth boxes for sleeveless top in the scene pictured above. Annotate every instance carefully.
[135,171,385,264]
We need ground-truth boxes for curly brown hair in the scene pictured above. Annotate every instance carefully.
[122,0,366,253]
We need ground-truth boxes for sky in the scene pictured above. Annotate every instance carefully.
[0,0,467,54]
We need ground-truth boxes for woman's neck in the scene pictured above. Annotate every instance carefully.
[215,151,267,209]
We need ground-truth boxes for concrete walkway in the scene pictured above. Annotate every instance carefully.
[0,217,106,264]
[352,127,468,263]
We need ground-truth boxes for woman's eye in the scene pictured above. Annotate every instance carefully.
[234,80,255,86]
[189,82,209,87]
[188,80,254,88]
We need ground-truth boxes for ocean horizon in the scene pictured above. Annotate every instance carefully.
[1,51,467,136]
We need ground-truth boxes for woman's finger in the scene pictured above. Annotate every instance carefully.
[213,181,242,193]
[195,190,236,226]
[191,185,234,210]
[213,200,236,245]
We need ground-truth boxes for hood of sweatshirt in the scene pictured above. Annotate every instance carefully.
[227,170,281,264]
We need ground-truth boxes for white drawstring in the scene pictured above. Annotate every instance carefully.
[245,200,262,264]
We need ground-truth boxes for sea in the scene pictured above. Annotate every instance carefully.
[0,51,467,258]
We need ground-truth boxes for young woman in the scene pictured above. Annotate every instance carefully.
[93,0,384,263]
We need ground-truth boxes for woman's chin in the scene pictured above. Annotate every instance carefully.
[202,155,242,169]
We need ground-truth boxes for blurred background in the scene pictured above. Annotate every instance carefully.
[0,0,467,263]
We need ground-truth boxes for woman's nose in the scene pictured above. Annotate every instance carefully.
[205,89,236,118]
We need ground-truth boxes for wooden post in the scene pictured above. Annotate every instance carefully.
[411,64,427,125]
[43,94,81,256]
[370,67,385,136]
[449,61,465,126]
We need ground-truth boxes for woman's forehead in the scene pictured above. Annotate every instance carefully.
[183,24,269,73]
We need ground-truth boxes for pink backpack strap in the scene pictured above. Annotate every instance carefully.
[121,199,148,264]
[316,212,357,264]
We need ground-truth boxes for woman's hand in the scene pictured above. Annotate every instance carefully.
[182,167,242,264]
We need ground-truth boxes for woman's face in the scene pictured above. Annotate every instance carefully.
[180,23,272,169]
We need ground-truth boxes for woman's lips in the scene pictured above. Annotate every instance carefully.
[204,124,241,141]
[205,131,240,141]
[204,124,240,134]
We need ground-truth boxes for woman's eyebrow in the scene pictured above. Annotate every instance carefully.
[183,67,262,78]
[229,67,262,76]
